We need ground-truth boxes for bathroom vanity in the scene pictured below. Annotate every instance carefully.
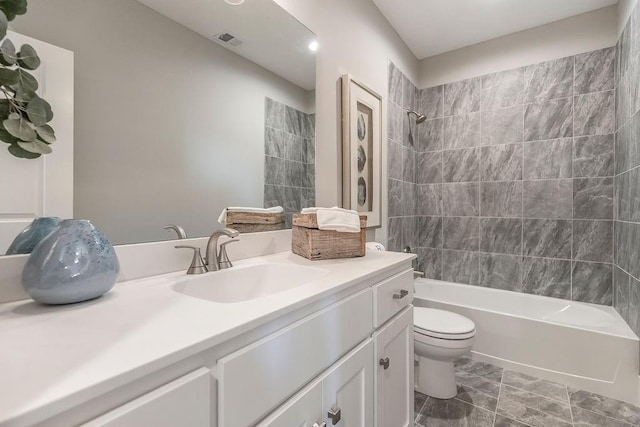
[0,250,415,427]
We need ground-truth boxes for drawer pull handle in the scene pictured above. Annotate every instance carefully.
[328,407,341,425]
[393,289,409,299]
[313,423,327,427]
[379,357,390,369]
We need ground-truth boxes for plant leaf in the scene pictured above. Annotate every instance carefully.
[17,44,40,70]
[8,143,40,159]
[0,10,7,39]
[14,87,34,102]
[0,38,15,66]
[0,0,27,18]
[18,139,51,154]
[26,96,52,125]
[0,67,18,85]
[34,124,55,143]
[13,68,38,92]
[3,117,36,141]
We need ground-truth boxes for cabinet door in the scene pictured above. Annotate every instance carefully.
[82,368,210,427]
[257,380,323,427]
[374,307,413,427]
[321,340,374,427]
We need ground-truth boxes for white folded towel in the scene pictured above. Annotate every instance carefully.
[300,206,361,233]
[218,206,284,224]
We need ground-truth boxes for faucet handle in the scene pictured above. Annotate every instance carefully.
[175,245,208,275]
[217,239,239,270]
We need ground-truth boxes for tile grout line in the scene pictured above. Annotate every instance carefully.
[493,368,505,426]
[566,386,575,426]
[571,54,576,301]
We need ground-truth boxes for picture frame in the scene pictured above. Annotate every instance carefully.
[341,74,382,228]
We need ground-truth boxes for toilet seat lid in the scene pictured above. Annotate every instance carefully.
[414,307,475,336]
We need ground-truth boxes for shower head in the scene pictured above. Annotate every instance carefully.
[407,110,427,124]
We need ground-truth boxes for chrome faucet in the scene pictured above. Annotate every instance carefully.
[164,224,188,239]
[206,228,240,271]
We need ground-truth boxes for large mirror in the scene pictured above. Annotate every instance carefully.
[0,0,316,253]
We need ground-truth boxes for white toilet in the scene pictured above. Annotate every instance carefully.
[414,307,476,399]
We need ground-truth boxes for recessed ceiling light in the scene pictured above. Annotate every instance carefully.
[224,0,245,5]
[308,40,318,52]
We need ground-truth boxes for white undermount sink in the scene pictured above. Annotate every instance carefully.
[173,263,331,303]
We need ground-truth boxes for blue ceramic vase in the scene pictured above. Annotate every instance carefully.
[22,220,120,305]
[6,217,62,255]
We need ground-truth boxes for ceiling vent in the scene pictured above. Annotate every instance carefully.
[213,32,245,48]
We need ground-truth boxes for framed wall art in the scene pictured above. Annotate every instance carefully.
[341,74,382,228]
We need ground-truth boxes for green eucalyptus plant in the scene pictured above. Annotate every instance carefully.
[0,0,55,159]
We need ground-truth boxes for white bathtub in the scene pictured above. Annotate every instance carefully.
[414,278,640,404]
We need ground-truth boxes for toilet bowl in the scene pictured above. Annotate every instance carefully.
[414,307,476,399]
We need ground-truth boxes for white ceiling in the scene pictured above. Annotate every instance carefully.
[135,0,316,90]
[372,0,619,59]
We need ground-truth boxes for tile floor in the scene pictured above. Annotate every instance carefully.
[414,357,640,426]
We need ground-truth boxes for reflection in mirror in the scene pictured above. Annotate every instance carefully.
[0,0,316,254]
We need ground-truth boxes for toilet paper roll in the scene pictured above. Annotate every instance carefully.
[366,242,386,252]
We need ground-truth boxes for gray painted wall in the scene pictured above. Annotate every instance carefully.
[10,0,312,244]
[388,47,616,306]
[614,0,640,340]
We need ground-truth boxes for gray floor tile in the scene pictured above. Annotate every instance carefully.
[455,357,504,383]
[415,392,428,420]
[416,397,495,427]
[497,393,573,427]
[501,370,568,403]
[493,415,532,427]
[499,384,572,422]
[568,388,640,425]
[456,384,498,412]
[571,406,635,427]
[455,370,501,397]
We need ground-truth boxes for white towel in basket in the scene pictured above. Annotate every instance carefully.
[218,206,283,224]
[300,207,361,233]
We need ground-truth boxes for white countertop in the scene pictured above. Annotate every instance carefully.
[0,250,414,426]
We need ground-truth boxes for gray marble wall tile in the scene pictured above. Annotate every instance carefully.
[481,143,523,181]
[285,160,304,187]
[443,250,480,285]
[574,90,615,136]
[265,128,285,157]
[444,112,481,149]
[522,257,572,299]
[418,184,443,216]
[479,253,522,291]
[523,219,572,259]
[419,85,444,120]
[443,148,479,182]
[301,187,315,208]
[443,182,479,216]
[402,181,416,216]
[418,216,442,248]
[522,139,572,179]
[388,179,403,217]
[285,134,304,162]
[403,109,417,148]
[265,97,285,130]
[419,118,443,152]
[305,138,315,164]
[418,151,442,184]
[265,156,285,185]
[387,217,403,252]
[285,105,302,136]
[417,247,442,280]
[629,223,640,280]
[615,221,632,273]
[617,171,631,221]
[573,135,614,177]
[617,71,633,129]
[264,184,285,207]
[630,278,640,336]
[480,218,522,254]
[572,261,613,305]
[524,57,574,103]
[388,61,403,106]
[573,177,614,219]
[387,101,403,142]
[619,13,634,76]
[615,119,631,175]
[574,47,615,94]
[302,164,314,188]
[388,140,403,181]
[481,68,524,110]
[481,106,524,146]
[523,180,573,219]
[402,145,416,183]
[402,216,419,249]
[524,98,573,141]
[614,266,630,321]
[403,74,418,110]
[573,220,613,262]
[480,181,522,218]
[444,77,481,116]
[443,217,479,251]
[630,167,640,222]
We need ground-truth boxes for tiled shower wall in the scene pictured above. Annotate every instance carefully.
[614,3,640,338]
[264,97,316,226]
[388,46,617,305]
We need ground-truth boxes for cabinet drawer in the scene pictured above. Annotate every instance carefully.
[373,269,413,327]
[218,287,373,427]
[83,368,210,427]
